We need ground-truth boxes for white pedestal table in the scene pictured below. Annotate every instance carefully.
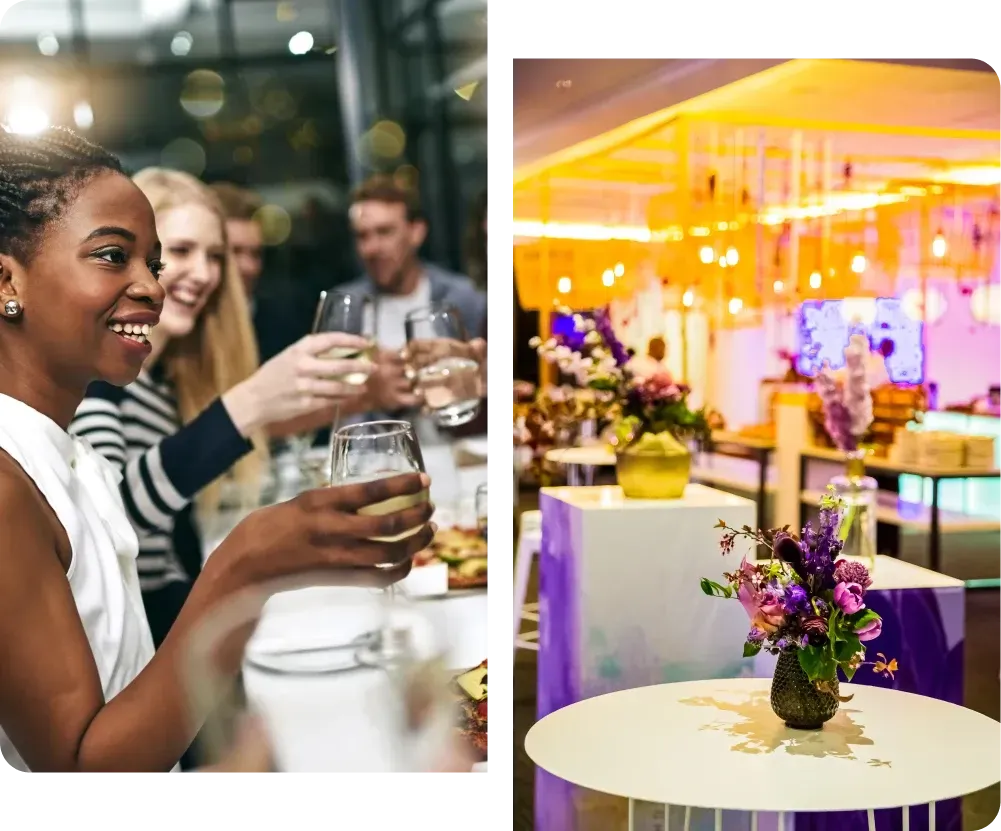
[526,679,1000,831]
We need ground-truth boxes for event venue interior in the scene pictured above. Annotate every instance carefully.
[513,59,1000,831]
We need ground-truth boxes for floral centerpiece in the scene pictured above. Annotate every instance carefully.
[700,491,897,729]
[530,307,710,498]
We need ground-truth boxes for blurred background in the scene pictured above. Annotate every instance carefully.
[0,0,487,303]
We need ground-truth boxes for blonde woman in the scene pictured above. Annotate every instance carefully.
[70,168,372,649]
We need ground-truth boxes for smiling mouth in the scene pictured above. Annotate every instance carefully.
[169,285,202,309]
[108,321,153,345]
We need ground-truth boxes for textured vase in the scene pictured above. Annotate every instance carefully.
[770,650,840,729]
[615,430,691,499]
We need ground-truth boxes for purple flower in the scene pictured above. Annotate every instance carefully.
[747,627,766,643]
[591,307,630,367]
[816,369,857,451]
[833,560,873,591]
[802,616,828,644]
[773,532,805,577]
[833,582,865,614]
[782,583,809,614]
[855,618,882,642]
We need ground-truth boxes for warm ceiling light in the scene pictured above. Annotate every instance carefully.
[773,280,784,293]
[557,276,571,294]
[613,262,625,277]
[728,297,743,315]
[602,269,614,287]
[682,289,695,308]
[931,165,1001,187]
[725,246,739,266]
[512,220,654,243]
[809,271,822,289]
[971,284,1000,325]
[932,231,947,259]
[288,31,314,55]
[850,254,866,274]
[699,246,715,264]
[718,256,728,268]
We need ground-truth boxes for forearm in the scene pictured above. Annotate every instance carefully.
[76,560,255,772]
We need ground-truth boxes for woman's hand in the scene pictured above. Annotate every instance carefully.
[213,472,436,590]
[222,332,374,438]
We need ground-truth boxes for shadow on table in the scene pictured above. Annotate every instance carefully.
[679,689,882,763]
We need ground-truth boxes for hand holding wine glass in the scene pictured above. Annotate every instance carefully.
[404,305,483,427]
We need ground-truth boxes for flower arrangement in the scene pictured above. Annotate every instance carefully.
[815,334,873,451]
[530,306,710,446]
[700,490,898,692]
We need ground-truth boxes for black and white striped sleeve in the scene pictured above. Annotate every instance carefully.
[70,383,254,535]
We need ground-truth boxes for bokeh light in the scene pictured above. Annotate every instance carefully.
[254,204,292,246]
[160,137,206,176]
[180,69,225,118]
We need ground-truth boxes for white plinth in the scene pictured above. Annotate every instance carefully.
[538,483,758,701]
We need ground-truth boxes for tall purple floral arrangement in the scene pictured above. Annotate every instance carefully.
[816,334,874,451]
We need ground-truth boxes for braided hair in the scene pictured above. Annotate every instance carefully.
[0,126,123,263]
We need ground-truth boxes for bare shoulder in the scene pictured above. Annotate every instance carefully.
[0,450,65,568]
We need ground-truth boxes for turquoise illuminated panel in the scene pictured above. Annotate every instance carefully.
[899,412,1000,519]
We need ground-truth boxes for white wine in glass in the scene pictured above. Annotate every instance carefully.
[330,420,429,554]
[313,289,376,387]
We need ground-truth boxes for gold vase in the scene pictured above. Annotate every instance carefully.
[615,431,691,499]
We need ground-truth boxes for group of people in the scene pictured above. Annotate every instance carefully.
[0,125,486,772]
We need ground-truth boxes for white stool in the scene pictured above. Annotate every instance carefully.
[514,509,541,652]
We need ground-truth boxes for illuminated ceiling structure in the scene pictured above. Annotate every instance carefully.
[514,59,1000,320]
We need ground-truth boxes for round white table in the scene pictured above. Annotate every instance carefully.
[525,678,1000,830]
[545,446,616,486]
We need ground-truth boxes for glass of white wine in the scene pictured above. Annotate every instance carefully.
[329,420,429,598]
[289,291,376,484]
[404,305,482,428]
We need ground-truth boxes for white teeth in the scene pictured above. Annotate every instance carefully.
[112,323,123,332]
[141,324,150,335]
[124,323,134,334]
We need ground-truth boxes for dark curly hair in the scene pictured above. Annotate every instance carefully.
[0,126,123,264]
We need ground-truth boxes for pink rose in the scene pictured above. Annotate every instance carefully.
[855,618,882,642]
[737,583,786,634]
[833,581,865,615]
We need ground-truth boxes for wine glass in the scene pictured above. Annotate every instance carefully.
[289,291,376,483]
[404,305,482,427]
[184,579,463,771]
[329,420,428,598]
[475,483,487,541]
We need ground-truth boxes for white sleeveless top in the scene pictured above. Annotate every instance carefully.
[0,393,172,772]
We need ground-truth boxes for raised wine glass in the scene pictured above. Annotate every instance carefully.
[404,305,482,428]
[329,420,428,601]
[289,290,375,484]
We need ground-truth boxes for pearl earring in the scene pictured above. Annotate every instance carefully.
[3,299,22,318]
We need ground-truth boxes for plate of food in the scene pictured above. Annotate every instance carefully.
[453,659,487,763]
[415,526,487,590]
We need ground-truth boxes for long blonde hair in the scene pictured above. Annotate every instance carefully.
[132,167,267,514]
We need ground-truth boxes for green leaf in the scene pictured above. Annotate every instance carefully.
[799,644,837,682]
[700,579,733,599]
[848,609,879,632]
[835,634,861,663]
[743,641,762,658]
[841,661,858,681]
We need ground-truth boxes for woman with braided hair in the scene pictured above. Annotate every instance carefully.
[0,126,436,772]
